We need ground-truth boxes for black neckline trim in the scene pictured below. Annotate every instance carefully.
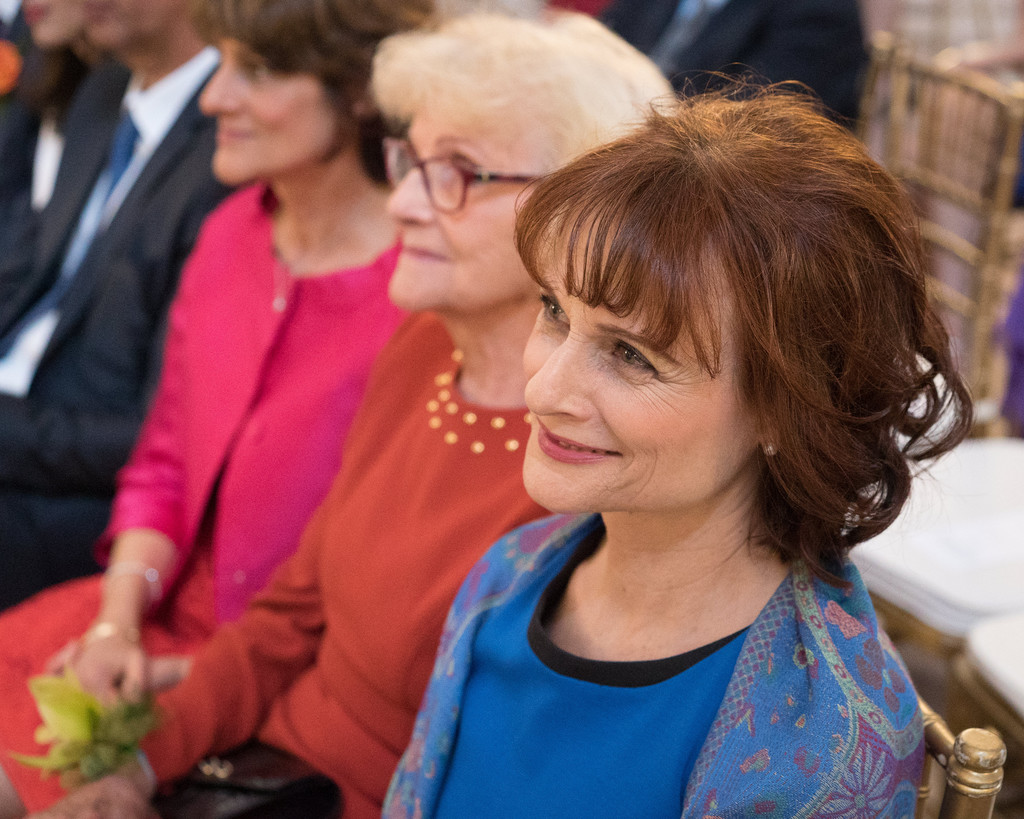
[527,529,747,688]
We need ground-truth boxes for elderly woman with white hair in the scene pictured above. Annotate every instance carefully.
[15,12,670,819]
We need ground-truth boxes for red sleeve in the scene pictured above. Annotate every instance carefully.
[142,488,332,780]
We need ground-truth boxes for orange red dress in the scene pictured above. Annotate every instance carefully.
[142,313,548,819]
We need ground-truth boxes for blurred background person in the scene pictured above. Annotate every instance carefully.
[600,0,868,122]
[0,0,431,810]
[386,86,972,818]
[7,12,671,819]
[0,0,27,117]
[0,0,98,254]
[0,0,230,608]
[0,0,230,606]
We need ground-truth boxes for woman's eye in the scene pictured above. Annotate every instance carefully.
[539,293,564,322]
[448,155,479,172]
[615,342,656,373]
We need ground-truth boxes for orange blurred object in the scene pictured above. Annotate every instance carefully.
[0,41,22,95]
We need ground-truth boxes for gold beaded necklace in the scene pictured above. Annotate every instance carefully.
[426,350,531,455]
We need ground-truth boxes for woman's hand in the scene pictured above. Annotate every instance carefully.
[64,629,149,704]
[148,655,193,691]
[26,774,157,819]
[46,636,192,704]
[45,528,178,703]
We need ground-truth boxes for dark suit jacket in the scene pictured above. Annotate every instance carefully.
[1,5,27,42]
[0,59,230,608]
[0,39,91,255]
[0,92,38,257]
[601,0,867,122]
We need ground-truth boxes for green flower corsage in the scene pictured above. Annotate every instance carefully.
[11,670,159,789]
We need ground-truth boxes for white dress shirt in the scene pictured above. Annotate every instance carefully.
[0,0,20,29]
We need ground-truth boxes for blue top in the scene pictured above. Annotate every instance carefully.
[384,514,924,819]
[435,528,746,817]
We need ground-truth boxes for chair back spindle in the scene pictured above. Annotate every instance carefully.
[858,33,1024,434]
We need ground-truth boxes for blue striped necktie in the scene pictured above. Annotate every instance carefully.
[103,111,140,198]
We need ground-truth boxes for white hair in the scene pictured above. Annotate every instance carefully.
[371,12,672,168]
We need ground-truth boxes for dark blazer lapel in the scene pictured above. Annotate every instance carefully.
[48,71,214,351]
[666,0,768,78]
[0,209,39,334]
[7,7,27,42]
[33,62,127,275]
[601,0,678,55]
[0,65,124,336]
[101,74,212,249]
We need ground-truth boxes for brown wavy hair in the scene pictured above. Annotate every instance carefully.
[191,0,432,180]
[18,46,90,121]
[515,85,973,585]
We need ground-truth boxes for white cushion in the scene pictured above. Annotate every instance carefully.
[852,438,1024,636]
[966,611,1024,716]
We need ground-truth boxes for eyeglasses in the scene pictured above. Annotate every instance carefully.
[383,137,537,214]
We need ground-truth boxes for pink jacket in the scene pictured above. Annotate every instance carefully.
[98,185,403,621]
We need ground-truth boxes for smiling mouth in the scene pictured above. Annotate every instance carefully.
[556,440,613,455]
[536,423,620,461]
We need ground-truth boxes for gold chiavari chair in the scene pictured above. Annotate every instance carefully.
[947,614,1024,808]
[917,696,1007,818]
[891,0,1016,57]
[857,32,1024,436]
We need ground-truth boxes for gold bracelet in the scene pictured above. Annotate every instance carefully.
[83,621,142,645]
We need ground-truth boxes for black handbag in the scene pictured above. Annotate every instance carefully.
[152,741,343,819]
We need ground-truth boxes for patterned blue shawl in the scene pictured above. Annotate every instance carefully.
[384,514,924,819]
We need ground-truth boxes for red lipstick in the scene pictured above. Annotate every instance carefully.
[535,422,619,464]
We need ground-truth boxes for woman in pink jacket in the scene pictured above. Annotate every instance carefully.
[0,0,430,811]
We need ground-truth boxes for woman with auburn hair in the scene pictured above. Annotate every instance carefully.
[386,86,972,817]
[0,0,431,812]
[8,12,670,819]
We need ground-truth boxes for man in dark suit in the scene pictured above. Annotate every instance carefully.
[601,0,867,123]
[0,0,230,608]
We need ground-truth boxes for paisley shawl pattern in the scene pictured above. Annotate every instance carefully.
[385,514,923,819]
